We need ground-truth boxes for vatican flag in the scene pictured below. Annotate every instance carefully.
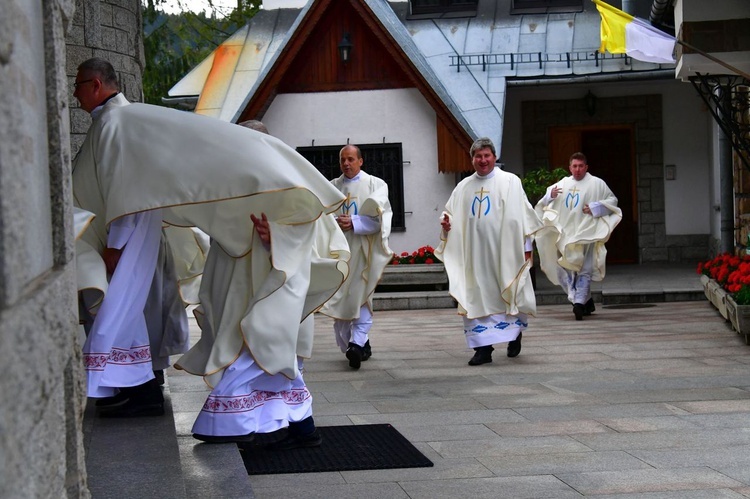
[593,0,676,64]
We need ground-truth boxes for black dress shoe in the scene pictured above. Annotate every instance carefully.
[362,340,372,361]
[584,298,595,316]
[468,345,493,366]
[193,432,255,444]
[98,400,164,418]
[266,429,322,451]
[507,332,522,358]
[346,342,364,369]
[95,390,130,407]
[573,303,585,321]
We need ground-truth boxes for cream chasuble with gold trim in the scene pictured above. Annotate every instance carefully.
[436,168,543,319]
[320,171,393,320]
[73,95,350,381]
[534,173,622,286]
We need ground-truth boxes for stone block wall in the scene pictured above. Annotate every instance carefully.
[0,0,89,497]
[66,0,144,156]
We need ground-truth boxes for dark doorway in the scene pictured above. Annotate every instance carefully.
[581,129,637,263]
[549,126,638,264]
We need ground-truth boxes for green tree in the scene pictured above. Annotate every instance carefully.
[142,0,260,105]
[521,167,568,204]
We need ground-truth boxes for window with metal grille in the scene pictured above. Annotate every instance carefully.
[409,0,478,18]
[297,143,406,231]
[511,0,582,14]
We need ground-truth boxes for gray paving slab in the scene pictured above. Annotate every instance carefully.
[477,450,651,476]
[398,474,582,499]
[555,467,744,495]
[585,489,747,498]
[84,264,750,498]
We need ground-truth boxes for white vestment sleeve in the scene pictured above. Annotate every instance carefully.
[539,190,554,207]
[524,237,533,252]
[588,201,611,218]
[351,214,380,235]
[108,214,138,249]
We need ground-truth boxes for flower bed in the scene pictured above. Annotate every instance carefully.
[725,294,750,345]
[390,245,438,265]
[697,254,750,340]
[381,245,447,291]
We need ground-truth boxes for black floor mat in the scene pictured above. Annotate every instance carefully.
[238,424,433,475]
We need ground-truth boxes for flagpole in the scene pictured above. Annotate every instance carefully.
[675,39,750,82]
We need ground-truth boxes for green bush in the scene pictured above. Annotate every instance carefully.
[521,167,568,204]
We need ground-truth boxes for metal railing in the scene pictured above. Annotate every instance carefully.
[449,50,631,72]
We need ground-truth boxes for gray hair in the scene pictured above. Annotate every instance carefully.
[470,137,496,157]
[238,120,269,135]
[77,57,119,91]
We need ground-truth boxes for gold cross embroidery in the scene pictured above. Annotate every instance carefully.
[342,193,358,215]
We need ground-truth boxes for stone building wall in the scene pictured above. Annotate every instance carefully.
[522,94,708,264]
[0,0,145,496]
[0,0,89,497]
[67,0,144,156]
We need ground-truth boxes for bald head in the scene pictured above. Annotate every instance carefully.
[339,144,363,179]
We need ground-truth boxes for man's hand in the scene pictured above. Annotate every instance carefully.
[582,204,592,215]
[441,214,451,233]
[336,214,353,232]
[103,247,122,275]
[550,185,563,199]
[251,213,271,245]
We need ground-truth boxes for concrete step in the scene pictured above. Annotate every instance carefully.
[373,287,707,311]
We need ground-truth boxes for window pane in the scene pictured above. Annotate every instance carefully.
[297,144,406,231]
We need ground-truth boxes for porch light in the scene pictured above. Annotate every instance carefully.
[338,33,353,64]
[584,90,597,116]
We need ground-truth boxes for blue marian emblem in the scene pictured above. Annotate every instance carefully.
[471,187,491,218]
[565,186,580,209]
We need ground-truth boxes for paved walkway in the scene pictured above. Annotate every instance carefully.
[84,264,750,498]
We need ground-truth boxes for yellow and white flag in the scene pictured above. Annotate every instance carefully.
[593,0,676,64]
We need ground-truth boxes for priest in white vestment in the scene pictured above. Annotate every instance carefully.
[318,145,393,370]
[176,120,349,448]
[436,138,543,366]
[534,152,622,320]
[72,59,349,431]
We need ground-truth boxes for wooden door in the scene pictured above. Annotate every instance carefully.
[549,126,638,264]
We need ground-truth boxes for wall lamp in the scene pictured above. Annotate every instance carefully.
[338,33,353,64]
[584,90,597,116]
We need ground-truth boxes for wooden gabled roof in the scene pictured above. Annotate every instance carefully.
[234,0,474,172]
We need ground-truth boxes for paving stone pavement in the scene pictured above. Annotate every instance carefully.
[85,266,750,498]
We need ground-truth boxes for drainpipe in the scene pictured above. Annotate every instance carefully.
[649,0,671,25]
[621,0,635,15]
[717,83,735,253]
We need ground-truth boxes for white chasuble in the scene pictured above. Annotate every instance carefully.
[534,173,622,286]
[436,168,543,319]
[320,171,393,320]
[73,95,349,382]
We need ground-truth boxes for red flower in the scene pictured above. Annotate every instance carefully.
[390,245,439,265]
[698,253,750,303]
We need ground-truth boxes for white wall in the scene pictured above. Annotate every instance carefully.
[264,88,458,253]
[502,78,712,236]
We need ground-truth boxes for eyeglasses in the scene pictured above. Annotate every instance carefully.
[73,79,94,89]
